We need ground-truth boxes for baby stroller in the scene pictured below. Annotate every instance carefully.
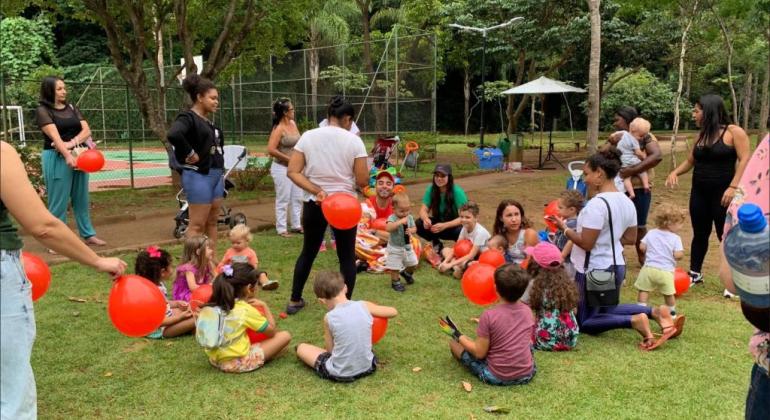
[371,135,400,169]
[566,160,588,197]
[169,145,248,239]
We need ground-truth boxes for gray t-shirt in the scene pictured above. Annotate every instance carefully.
[325,300,375,378]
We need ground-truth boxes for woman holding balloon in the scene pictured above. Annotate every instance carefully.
[1,140,127,419]
[36,76,106,248]
[286,96,369,315]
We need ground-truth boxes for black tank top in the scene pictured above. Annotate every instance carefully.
[692,126,737,182]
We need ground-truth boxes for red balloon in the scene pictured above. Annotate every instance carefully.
[247,305,269,343]
[321,193,362,230]
[22,251,51,301]
[371,217,387,231]
[461,263,498,305]
[478,249,505,268]
[77,149,105,173]
[108,275,166,337]
[453,239,473,259]
[674,267,690,296]
[189,284,213,312]
[372,316,388,344]
[393,185,406,194]
[544,199,560,232]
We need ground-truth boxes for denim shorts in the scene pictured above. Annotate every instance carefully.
[1,249,37,419]
[460,351,536,386]
[181,168,225,204]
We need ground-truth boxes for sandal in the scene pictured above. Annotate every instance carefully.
[639,336,656,351]
[278,232,292,238]
[671,315,686,339]
[289,228,304,234]
[261,280,279,291]
[646,325,676,350]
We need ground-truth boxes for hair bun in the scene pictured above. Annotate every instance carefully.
[182,74,201,95]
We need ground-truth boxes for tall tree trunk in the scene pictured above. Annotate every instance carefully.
[742,71,752,129]
[586,0,602,153]
[355,0,385,132]
[309,46,320,124]
[715,13,738,122]
[684,63,692,130]
[670,0,698,168]
[463,66,470,135]
[760,44,770,138]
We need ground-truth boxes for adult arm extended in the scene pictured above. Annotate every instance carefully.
[0,142,126,274]
[619,137,662,179]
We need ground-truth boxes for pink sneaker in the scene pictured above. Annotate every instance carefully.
[330,240,337,250]
[319,242,327,252]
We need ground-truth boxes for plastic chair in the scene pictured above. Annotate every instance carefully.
[399,141,420,176]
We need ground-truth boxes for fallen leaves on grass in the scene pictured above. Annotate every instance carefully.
[412,367,422,372]
[483,406,510,414]
[123,340,150,353]
[72,311,80,317]
[469,317,480,324]
[68,297,88,303]
[103,372,113,377]
[462,381,472,392]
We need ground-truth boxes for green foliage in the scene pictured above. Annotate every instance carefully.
[319,65,370,92]
[231,158,272,191]
[477,80,513,102]
[0,15,57,81]
[4,65,62,109]
[11,143,44,196]
[57,36,109,67]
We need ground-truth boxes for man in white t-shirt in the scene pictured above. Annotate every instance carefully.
[286,96,369,315]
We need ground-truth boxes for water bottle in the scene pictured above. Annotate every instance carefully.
[723,203,769,309]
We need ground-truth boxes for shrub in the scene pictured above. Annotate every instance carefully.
[231,158,272,191]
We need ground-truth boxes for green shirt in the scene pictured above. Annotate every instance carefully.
[422,184,468,221]
[387,214,415,247]
[0,199,22,250]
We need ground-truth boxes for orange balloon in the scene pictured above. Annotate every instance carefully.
[478,249,505,268]
[393,185,406,194]
[544,199,560,232]
[453,239,473,258]
[247,305,269,343]
[321,193,362,230]
[77,149,105,173]
[22,251,51,301]
[371,217,387,231]
[108,275,166,337]
[372,316,388,344]
[190,284,213,312]
[674,267,690,296]
[461,263,498,305]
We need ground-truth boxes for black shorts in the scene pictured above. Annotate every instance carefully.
[313,352,378,382]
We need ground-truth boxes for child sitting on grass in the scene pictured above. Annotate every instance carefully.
[525,242,579,351]
[385,193,419,292]
[198,263,291,373]
[439,264,536,385]
[296,271,398,382]
[634,203,687,319]
[173,235,214,302]
[550,190,584,278]
[136,246,195,339]
[217,224,278,290]
[439,201,491,279]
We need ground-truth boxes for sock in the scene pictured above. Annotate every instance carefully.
[668,305,676,317]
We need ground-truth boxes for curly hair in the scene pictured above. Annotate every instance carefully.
[134,248,172,285]
[653,203,688,230]
[526,264,578,313]
[559,190,585,212]
[492,199,532,236]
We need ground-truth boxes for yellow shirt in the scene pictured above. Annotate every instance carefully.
[204,300,268,362]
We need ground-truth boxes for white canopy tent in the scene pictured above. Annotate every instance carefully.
[503,76,585,169]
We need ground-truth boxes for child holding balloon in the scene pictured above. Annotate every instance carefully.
[385,193,419,292]
[173,235,215,302]
[439,201,490,278]
[217,224,279,291]
[296,271,398,382]
[135,246,195,339]
[200,263,292,373]
[525,242,579,351]
[440,264,536,385]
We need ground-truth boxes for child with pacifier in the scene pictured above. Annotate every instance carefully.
[136,246,196,338]
[525,242,579,351]
[217,224,279,290]
[439,201,490,279]
[173,235,215,302]
[197,263,292,373]
[385,193,419,292]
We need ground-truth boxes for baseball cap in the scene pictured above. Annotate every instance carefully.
[375,170,395,182]
[525,242,563,268]
[433,163,452,176]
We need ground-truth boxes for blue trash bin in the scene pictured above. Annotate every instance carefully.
[475,148,504,170]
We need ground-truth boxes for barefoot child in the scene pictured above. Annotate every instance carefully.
[385,193,419,292]
[551,190,584,278]
[136,246,196,338]
[217,224,279,290]
[296,271,398,382]
[439,264,536,385]
[173,235,214,302]
[525,242,579,351]
[439,201,491,279]
[196,263,292,373]
[634,204,687,318]
[616,118,651,199]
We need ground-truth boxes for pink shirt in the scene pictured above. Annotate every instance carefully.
[217,247,258,273]
[477,301,535,380]
[172,263,213,302]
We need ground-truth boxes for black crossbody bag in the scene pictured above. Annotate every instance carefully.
[584,197,620,307]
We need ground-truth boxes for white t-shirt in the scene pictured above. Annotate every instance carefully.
[458,223,491,252]
[319,118,361,136]
[571,192,637,273]
[294,126,368,201]
[641,229,683,271]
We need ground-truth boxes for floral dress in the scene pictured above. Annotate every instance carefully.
[532,297,579,351]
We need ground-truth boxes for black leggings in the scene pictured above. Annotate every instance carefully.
[291,201,358,301]
[689,181,729,273]
[415,217,463,246]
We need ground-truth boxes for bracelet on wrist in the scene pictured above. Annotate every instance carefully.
[728,185,737,189]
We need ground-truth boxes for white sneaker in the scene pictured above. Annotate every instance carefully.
[723,289,736,299]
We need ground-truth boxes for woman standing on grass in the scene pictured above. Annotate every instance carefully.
[666,94,750,290]
[267,98,303,237]
[167,74,225,253]
[36,76,106,250]
[1,140,127,419]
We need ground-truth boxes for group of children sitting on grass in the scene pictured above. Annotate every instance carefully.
[131,184,687,385]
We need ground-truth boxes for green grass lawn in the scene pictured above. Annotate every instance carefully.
[34,232,754,419]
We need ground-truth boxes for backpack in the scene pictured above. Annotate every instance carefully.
[195,306,236,349]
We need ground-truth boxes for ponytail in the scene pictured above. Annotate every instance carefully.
[272,98,292,129]
[206,263,259,312]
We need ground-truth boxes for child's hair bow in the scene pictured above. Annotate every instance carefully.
[146,245,161,258]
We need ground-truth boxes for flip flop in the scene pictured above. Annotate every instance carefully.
[671,315,686,339]
[646,325,676,350]
[638,336,656,351]
[278,232,292,238]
